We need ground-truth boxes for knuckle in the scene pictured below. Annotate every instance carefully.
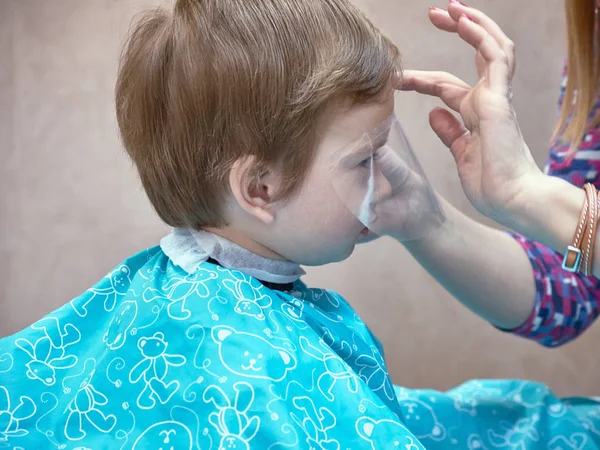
[505,40,516,57]
[498,52,510,66]
[506,39,516,53]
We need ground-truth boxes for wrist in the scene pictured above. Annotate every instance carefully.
[505,173,585,251]
[400,196,458,251]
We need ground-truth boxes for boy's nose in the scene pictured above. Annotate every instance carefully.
[371,147,408,203]
[372,170,393,203]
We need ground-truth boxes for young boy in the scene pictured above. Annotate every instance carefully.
[1,0,599,449]
[0,0,424,448]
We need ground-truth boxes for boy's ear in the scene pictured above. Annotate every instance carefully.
[229,156,280,224]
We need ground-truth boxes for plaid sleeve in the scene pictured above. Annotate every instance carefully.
[504,233,600,347]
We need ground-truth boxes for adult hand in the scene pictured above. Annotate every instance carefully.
[400,1,544,228]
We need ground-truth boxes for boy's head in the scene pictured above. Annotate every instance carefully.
[116,0,400,266]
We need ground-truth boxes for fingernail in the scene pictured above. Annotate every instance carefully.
[460,13,474,22]
[429,6,445,12]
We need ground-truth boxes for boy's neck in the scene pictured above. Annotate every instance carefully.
[203,227,287,261]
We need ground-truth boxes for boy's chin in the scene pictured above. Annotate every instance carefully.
[298,243,357,267]
[292,231,379,266]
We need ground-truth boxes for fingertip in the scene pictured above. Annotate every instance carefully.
[429,11,460,32]
[429,6,447,14]
[429,107,442,117]
[428,107,468,151]
[392,69,403,89]
[429,107,451,124]
[447,2,469,21]
[398,72,414,90]
[399,81,413,92]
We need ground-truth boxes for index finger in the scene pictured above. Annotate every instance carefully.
[400,70,471,112]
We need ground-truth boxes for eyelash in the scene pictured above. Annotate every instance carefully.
[358,151,379,168]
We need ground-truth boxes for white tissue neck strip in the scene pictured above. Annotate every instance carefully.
[160,228,305,284]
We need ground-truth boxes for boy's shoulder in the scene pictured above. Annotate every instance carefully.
[0,248,416,449]
[1,245,376,353]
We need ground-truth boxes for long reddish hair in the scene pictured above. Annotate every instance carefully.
[554,0,600,152]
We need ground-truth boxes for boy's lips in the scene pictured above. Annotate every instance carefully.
[357,227,379,244]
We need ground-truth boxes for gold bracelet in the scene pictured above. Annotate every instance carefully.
[563,183,600,274]
[582,184,599,275]
[562,185,590,272]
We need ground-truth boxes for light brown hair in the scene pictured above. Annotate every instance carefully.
[554,0,600,152]
[115,0,400,228]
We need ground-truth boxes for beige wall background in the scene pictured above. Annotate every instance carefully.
[2,0,596,397]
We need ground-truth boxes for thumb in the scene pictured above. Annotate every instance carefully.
[429,107,470,164]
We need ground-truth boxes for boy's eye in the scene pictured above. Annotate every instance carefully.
[358,152,378,168]
[358,157,371,168]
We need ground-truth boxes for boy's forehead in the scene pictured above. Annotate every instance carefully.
[317,93,395,152]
